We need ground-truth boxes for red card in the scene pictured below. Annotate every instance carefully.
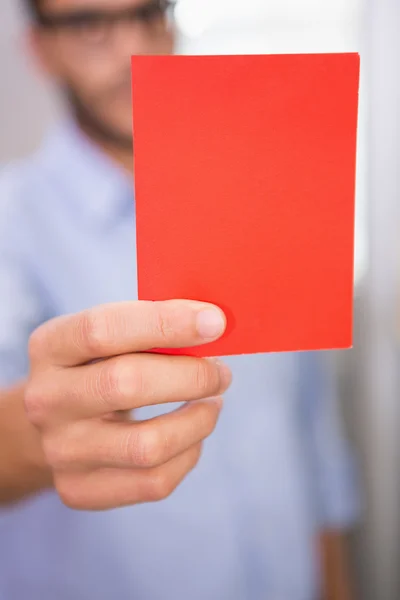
[132,54,360,357]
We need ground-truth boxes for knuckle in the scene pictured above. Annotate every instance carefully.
[78,309,108,355]
[154,308,174,344]
[28,325,48,363]
[96,359,147,410]
[122,361,148,400]
[147,472,174,502]
[133,426,164,468]
[94,360,124,409]
[57,479,86,511]
[193,360,217,397]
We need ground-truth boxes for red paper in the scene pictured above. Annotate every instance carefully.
[132,53,360,357]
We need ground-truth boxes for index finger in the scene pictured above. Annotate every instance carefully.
[29,300,227,367]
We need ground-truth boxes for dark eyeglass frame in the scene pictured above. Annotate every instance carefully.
[36,0,176,30]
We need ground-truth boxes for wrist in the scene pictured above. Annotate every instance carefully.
[0,383,53,505]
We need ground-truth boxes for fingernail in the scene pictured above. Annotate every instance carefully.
[202,396,224,409]
[208,358,232,393]
[212,396,224,409]
[196,309,226,340]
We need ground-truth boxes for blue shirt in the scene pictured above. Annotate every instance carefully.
[0,123,358,600]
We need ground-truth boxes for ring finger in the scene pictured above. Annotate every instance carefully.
[43,397,223,471]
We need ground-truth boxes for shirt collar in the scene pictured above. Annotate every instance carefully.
[39,120,134,228]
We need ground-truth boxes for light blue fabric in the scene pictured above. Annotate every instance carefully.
[0,123,358,600]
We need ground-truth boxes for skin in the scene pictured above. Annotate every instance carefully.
[31,0,174,168]
[1,300,230,509]
[0,1,354,597]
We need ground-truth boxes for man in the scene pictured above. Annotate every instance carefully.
[0,0,358,598]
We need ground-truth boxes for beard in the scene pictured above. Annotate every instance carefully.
[65,82,133,151]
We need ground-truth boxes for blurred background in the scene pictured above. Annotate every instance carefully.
[1,0,400,598]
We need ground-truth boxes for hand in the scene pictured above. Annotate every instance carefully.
[320,532,355,600]
[25,300,231,510]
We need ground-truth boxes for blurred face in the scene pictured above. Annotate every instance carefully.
[32,0,174,147]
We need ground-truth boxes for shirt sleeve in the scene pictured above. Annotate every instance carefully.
[297,351,361,530]
[0,168,49,388]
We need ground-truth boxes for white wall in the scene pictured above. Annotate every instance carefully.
[0,0,59,161]
[358,1,400,598]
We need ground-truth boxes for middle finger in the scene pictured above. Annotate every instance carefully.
[40,353,232,422]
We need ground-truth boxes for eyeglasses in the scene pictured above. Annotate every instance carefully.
[37,0,175,45]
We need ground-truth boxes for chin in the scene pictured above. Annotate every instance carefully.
[116,126,133,145]
[95,119,133,150]
[112,117,133,143]
[103,115,133,148]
